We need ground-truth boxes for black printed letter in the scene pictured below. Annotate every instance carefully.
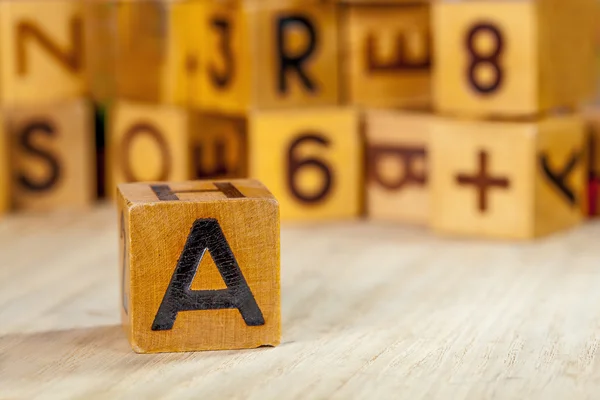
[277,15,318,94]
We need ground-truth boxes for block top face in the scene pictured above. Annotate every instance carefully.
[118,179,276,205]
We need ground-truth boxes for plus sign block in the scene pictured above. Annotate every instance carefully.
[118,179,280,353]
[7,98,96,211]
[340,1,431,108]
[0,0,86,105]
[434,0,596,117]
[365,109,431,224]
[192,0,338,112]
[431,116,586,239]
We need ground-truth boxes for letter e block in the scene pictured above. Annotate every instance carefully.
[118,179,280,353]
[7,98,95,211]
[365,110,431,224]
[0,0,86,105]
[250,108,362,220]
[431,116,586,239]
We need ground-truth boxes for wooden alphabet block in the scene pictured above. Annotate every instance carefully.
[114,0,199,105]
[194,0,338,113]
[0,121,9,215]
[0,0,86,105]
[365,109,431,224]
[6,98,95,211]
[584,106,600,216]
[118,179,280,353]
[107,101,190,197]
[340,2,431,108]
[433,0,596,117]
[431,116,586,239]
[250,108,362,220]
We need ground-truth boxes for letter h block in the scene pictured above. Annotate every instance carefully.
[431,116,586,239]
[434,0,596,117]
[118,179,280,353]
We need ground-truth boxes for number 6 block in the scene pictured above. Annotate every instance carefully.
[433,0,596,117]
[118,179,280,353]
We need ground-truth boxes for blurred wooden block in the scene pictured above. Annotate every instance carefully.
[114,0,199,105]
[433,0,596,117]
[585,106,600,216]
[341,2,431,108]
[0,120,9,215]
[194,0,338,113]
[117,179,280,353]
[6,98,95,211]
[365,109,431,224]
[250,108,361,220]
[0,0,86,105]
[431,115,586,239]
[107,101,190,197]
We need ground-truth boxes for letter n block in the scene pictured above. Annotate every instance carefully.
[250,108,362,220]
[433,0,596,117]
[117,179,280,353]
[6,98,95,211]
[194,0,338,113]
[0,0,86,105]
[340,1,431,108]
[431,116,586,239]
[365,110,431,224]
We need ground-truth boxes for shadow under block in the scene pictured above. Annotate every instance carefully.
[433,0,597,118]
[340,2,431,108]
[431,116,586,239]
[6,98,95,211]
[0,0,86,105]
[250,108,362,220]
[117,179,280,353]
[365,109,431,224]
[107,101,248,197]
[193,0,339,112]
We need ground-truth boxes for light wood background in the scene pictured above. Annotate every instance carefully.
[1,205,600,399]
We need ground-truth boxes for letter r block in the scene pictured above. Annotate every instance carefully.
[118,179,280,353]
[431,116,586,239]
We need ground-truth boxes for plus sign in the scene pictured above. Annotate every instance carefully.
[456,150,510,212]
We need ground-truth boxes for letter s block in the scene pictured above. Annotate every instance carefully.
[434,0,596,117]
[431,115,586,239]
[0,0,86,105]
[117,179,280,353]
[7,98,95,211]
[250,108,361,220]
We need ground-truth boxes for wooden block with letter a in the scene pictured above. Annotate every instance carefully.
[193,0,338,112]
[340,1,431,108]
[118,179,280,353]
[584,106,600,216]
[250,108,362,220]
[433,0,596,117]
[0,0,86,105]
[6,98,95,211]
[365,109,431,224]
[431,115,586,239]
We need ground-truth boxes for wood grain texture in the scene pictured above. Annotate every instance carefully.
[118,179,280,353]
[431,115,586,239]
[2,205,600,398]
[6,98,96,211]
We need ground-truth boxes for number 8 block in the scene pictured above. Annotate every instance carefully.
[433,0,596,117]
[250,108,362,220]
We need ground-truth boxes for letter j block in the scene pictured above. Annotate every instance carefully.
[118,179,280,353]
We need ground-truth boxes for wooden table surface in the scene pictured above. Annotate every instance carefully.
[1,205,600,399]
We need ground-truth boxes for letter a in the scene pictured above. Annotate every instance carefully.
[152,218,265,330]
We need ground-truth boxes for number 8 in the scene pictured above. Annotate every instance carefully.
[466,23,504,95]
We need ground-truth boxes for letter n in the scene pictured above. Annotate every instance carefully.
[152,218,264,330]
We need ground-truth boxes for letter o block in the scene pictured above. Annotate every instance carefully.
[118,179,280,353]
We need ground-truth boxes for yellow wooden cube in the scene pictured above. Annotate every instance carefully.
[6,98,96,211]
[365,109,432,224]
[118,179,280,353]
[431,115,586,239]
[433,0,596,117]
[0,0,86,105]
[585,106,600,216]
[0,116,9,215]
[193,0,339,113]
[250,108,362,221]
[340,2,431,108]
